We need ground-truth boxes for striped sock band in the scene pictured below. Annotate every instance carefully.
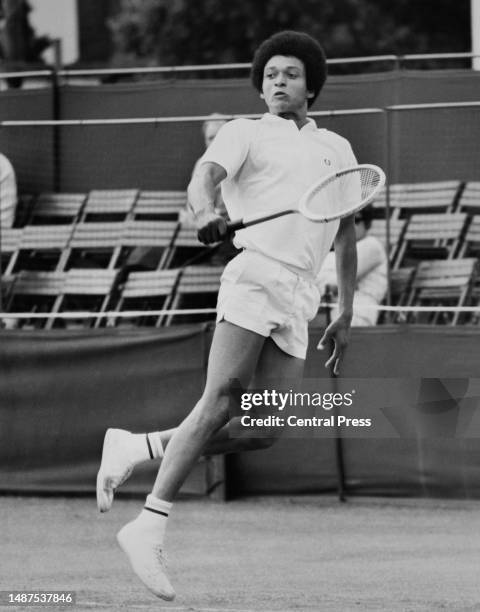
[146,432,164,459]
[145,434,154,460]
[144,494,172,518]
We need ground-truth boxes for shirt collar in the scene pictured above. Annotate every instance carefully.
[262,112,317,131]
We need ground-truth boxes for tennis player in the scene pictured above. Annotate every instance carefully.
[97,30,358,601]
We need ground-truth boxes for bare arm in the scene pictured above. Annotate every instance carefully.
[187,161,228,244]
[318,215,357,374]
[187,161,226,220]
[334,215,357,320]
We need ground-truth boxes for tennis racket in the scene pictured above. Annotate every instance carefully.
[226,164,385,232]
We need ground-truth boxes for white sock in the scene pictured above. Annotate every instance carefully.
[146,432,164,459]
[127,433,154,464]
[136,495,172,544]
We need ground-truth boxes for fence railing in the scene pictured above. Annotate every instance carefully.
[0,51,480,88]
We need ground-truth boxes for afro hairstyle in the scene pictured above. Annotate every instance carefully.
[251,31,327,108]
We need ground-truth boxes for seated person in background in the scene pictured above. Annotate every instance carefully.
[316,205,388,326]
[0,152,17,229]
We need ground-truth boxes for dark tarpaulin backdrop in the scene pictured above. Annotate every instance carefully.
[1,324,480,499]
[0,70,479,194]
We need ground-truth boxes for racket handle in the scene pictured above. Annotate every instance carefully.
[226,209,296,234]
[226,219,246,233]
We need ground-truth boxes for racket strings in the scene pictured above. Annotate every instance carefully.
[301,166,384,221]
[359,167,382,200]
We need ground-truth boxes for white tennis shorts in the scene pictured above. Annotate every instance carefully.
[216,250,320,359]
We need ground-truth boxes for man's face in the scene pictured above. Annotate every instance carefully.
[262,55,312,115]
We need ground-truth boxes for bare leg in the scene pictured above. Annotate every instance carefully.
[114,332,306,601]
[152,333,305,500]
[150,321,266,501]
[159,337,305,454]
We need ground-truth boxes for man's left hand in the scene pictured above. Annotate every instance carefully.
[317,313,352,376]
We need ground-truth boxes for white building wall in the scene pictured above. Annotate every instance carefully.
[29,0,79,65]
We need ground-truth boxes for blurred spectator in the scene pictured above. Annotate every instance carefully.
[0,152,17,229]
[316,205,388,326]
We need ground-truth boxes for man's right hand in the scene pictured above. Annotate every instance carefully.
[196,211,229,244]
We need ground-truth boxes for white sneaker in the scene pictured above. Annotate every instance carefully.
[117,520,175,601]
[96,428,135,512]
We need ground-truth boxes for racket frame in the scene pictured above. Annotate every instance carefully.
[226,163,386,233]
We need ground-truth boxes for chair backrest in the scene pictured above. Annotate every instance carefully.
[19,224,74,249]
[121,220,178,248]
[133,191,187,219]
[369,219,407,259]
[0,228,22,253]
[403,213,467,241]
[31,193,86,223]
[176,266,223,294]
[390,267,416,302]
[81,189,139,220]
[457,181,480,213]
[63,268,118,295]
[173,226,203,248]
[121,269,179,299]
[372,181,461,218]
[11,270,66,296]
[69,222,125,248]
[462,217,480,249]
[412,258,477,291]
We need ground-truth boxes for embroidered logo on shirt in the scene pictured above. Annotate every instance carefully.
[324,158,332,166]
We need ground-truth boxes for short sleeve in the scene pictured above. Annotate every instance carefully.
[199,118,254,179]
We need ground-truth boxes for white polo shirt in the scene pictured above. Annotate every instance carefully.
[200,113,358,277]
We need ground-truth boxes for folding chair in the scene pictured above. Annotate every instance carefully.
[0,228,22,275]
[404,258,477,325]
[13,194,35,227]
[119,220,180,272]
[6,270,67,328]
[165,225,208,268]
[457,217,480,257]
[79,189,139,222]
[53,268,119,329]
[63,222,125,270]
[0,273,16,306]
[393,213,468,269]
[166,265,222,325]
[111,268,180,327]
[369,218,408,264]
[379,266,417,324]
[133,191,187,221]
[29,192,86,225]
[388,181,461,219]
[457,181,480,215]
[370,185,389,219]
[9,224,74,273]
